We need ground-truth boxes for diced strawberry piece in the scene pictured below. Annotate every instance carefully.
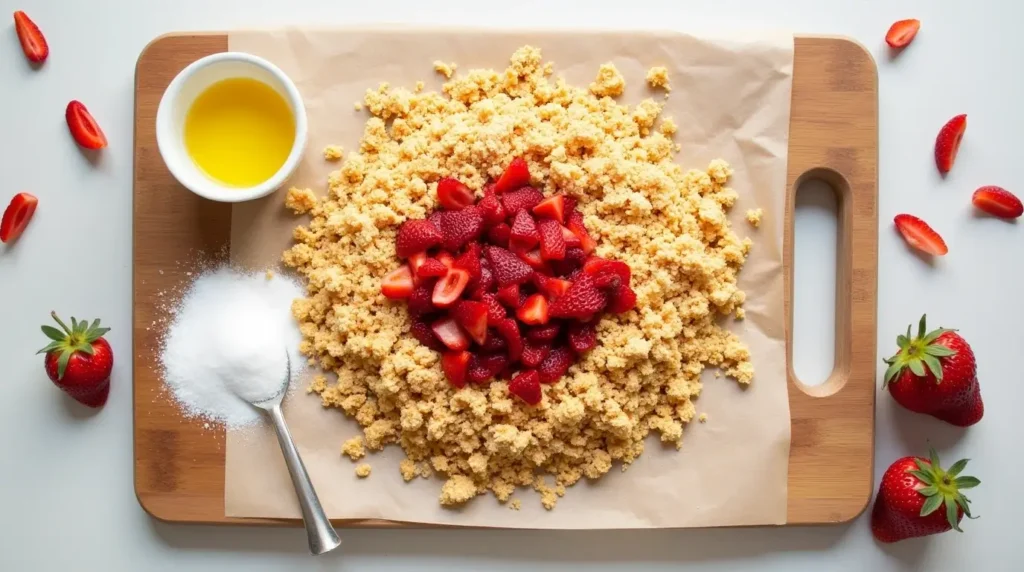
[532,195,565,223]
[935,114,967,175]
[487,223,512,247]
[407,251,428,283]
[432,268,470,308]
[568,322,597,353]
[381,265,415,299]
[478,293,507,322]
[416,258,449,279]
[508,370,542,405]
[545,277,572,298]
[566,210,596,254]
[527,323,561,342]
[512,244,547,271]
[454,243,482,280]
[494,157,531,194]
[510,209,540,250]
[406,284,435,316]
[500,187,544,215]
[453,300,489,345]
[583,257,631,284]
[485,246,534,287]
[972,186,1023,219]
[0,192,38,244]
[537,346,573,383]
[496,284,521,308]
[478,259,496,291]
[468,353,509,385]
[563,196,578,216]
[436,177,476,210]
[477,194,507,227]
[410,318,445,351]
[483,183,497,196]
[493,318,523,363]
[517,294,550,325]
[551,247,587,277]
[548,274,607,319]
[607,284,637,313]
[395,219,442,258]
[885,19,920,49]
[441,351,471,388]
[536,219,566,261]
[436,251,455,268]
[431,317,470,351]
[560,225,581,247]
[520,341,552,368]
[432,208,484,251]
[481,331,507,352]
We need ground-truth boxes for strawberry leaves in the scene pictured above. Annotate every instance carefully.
[38,311,111,379]
[907,448,979,532]
[883,314,958,386]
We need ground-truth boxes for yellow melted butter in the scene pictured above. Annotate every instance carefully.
[184,77,295,188]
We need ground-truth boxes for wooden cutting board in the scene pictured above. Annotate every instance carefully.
[133,32,877,527]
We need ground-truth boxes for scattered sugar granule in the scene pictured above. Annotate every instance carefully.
[746,208,763,227]
[735,308,746,320]
[342,436,366,460]
[323,145,344,161]
[646,66,671,91]
[284,187,317,214]
[433,60,456,78]
[589,63,625,97]
[355,464,372,478]
[698,413,708,423]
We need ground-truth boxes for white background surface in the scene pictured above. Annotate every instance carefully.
[0,0,1019,569]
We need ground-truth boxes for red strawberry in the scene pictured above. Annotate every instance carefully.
[1,192,39,244]
[972,186,1023,219]
[537,345,573,383]
[894,214,948,256]
[593,273,621,291]
[395,219,442,258]
[509,209,540,250]
[533,274,572,298]
[381,265,415,299]
[566,211,597,254]
[432,208,484,251]
[549,274,607,319]
[436,177,475,210]
[885,19,921,49]
[410,317,445,351]
[496,284,521,308]
[521,341,552,368]
[487,223,512,247]
[483,183,497,196]
[407,251,429,283]
[560,226,581,248]
[65,101,108,150]
[567,322,597,353]
[527,323,561,342]
[493,318,523,363]
[871,448,979,543]
[494,157,531,194]
[508,370,542,405]
[583,257,631,284]
[441,351,471,388]
[478,194,506,226]
[473,263,496,296]
[436,251,455,268]
[406,284,435,316]
[533,195,565,223]
[482,331,507,352]
[536,218,566,261]
[478,293,507,322]
[13,11,48,64]
[39,312,113,407]
[485,246,533,287]
[431,268,470,308]
[431,317,470,351]
[883,315,983,427]
[607,284,637,313]
[512,245,546,271]
[416,257,448,279]
[453,300,488,345]
[468,353,508,385]
[454,243,482,281]
[935,114,966,175]
[517,294,549,325]
[500,187,544,215]
[552,246,587,276]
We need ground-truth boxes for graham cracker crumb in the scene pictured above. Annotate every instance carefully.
[746,208,763,227]
[264,269,275,280]
[342,436,366,461]
[659,117,678,137]
[646,66,671,91]
[415,81,425,93]
[440,475,477,506]
[735,308,745,320]
[433,60,456,79]
[509,499,522,511]
[323,145,344,161]
[589,63,625,97]
[698,413,708,423]
[354,102,363,111]
[355,463,372,478]
[284,187,317,215]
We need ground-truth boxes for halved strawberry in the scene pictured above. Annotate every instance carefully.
[453,300,488,345]
[381,265,415,299]
[508,370,542,405]
[517,294,550,325]
[65,101,108,150]
[885,19,921,49]
[436,177,475,210]
[510,209,540,250]
[432,268,470,308]
[568,322,597,353]
[537,346,573,383]
[566,210,596,254]
[496,284,521,308]
[521,341,552,368]
[501,187,545,215]
[0,192,39,244]
[584,257,631,284]
[13,11,47,64]
[493,318,523,363]
[935,114,967,175]
[416,257,449,279]
[431,317,470,351]
[494,157,531,194]
[396,219,442,258]
[972,186,1023,219]
[485,246,534,287]
[441,351,471,388]
[478,194,506,227]
[533,195,565,223]
[894,214,948,256]
[487,223,512,248]
[536,219,566,261]
[527,323,561,342]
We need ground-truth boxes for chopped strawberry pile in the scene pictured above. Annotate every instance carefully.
[380,158,636,404]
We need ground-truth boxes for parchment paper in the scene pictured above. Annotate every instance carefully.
[225,27,792,528]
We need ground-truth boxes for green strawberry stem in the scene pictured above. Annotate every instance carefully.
[910,448,980,532]
[38,311,110,380]
[883,314,957,387]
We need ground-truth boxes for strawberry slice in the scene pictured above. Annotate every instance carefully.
[496,284,521,308]
[894,214,948,256]
[453,300,489,345]
[885,19,921,49]
[381,265,415,299]
[536,219,567,261]
[500,187,545,215]
[517,294,550,325]
[568,322,597,353]
[65,101,108,150]
[494,157,531,194]
[416,257,449,279]
[533,195,565,223]
[537,346,573,383]
[13,11,47,64]
[972,186,1023,219]
[566,210,596,254]
[934,114,967,175]
[441,351,471,388]
[432,317,470,351]
[520,341,552,368]
[549,274,607,319]
[0,192,39,244]
[510,209,540,250]
[396,219,442,258]
[487,223,512,248]
[527,323,561,342]
[485,245,534,287]
[508,370,542,405]
[436,177,475,210]
[432,268,470,308]
[493,317,523,362]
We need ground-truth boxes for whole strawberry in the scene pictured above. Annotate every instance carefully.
[883,315,983,426]
[871,448,979,543]
[38,312,114,408]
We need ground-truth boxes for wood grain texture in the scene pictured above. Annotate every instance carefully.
[133,33,877,527]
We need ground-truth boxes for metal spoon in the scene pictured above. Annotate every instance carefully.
[245,351,341,555]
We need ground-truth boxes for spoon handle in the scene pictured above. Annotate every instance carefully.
[267,403,341,555]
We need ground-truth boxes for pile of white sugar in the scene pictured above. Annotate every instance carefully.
[160,267,305,428]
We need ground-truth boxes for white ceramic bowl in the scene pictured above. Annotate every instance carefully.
[155,52,308,203]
